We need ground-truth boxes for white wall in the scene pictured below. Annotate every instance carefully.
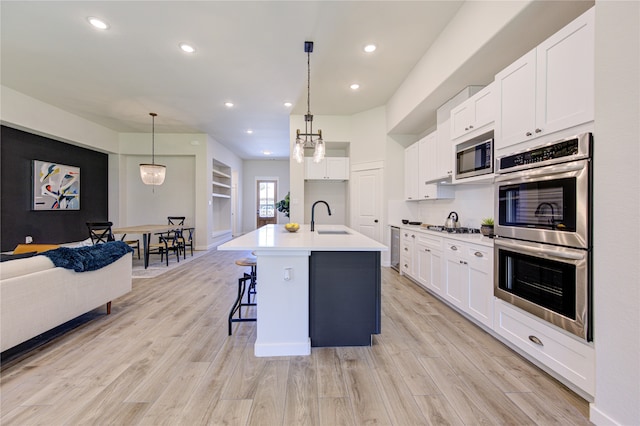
[0,86,120,153]
[123,155,195,228]
[242,160,290,233]
[303,181,347,226]
[591,1,640,425]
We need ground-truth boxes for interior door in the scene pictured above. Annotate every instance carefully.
[256,180,277,229]
[351,167,382,242]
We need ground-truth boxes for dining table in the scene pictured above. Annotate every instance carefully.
[112,224,177,269]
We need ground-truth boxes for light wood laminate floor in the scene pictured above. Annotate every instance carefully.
[1,249,591,425]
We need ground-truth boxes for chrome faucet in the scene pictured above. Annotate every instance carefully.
[311,200,332,232]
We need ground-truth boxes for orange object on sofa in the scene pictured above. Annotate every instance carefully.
[13,244,59,254]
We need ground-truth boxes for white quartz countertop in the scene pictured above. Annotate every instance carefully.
[219,224,387,252]
[392,223,495,248]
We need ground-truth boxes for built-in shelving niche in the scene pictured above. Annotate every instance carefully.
[212,159,232,245]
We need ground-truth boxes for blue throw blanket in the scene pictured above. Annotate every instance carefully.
[42,241,133,272]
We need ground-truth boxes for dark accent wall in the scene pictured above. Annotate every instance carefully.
[1,126,109,251]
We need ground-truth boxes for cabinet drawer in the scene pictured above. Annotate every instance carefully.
[416,233,442,250]
[401,242,413,256]
[494,300,595,396]
[401,230,416,242]
[445,241,465,256]
[466,245,492,272]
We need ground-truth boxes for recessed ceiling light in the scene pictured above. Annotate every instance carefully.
[364,44,377,53]
[284,102,293,108]
[224,102,234,108]
[350,83,360,90]
[246,129,253,134]
[263,150,272,156]
[87,17,109,30]
[179,43,196,53]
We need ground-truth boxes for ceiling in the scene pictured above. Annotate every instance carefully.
[1,1,465,159]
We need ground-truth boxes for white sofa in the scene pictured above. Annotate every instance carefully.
[0,251,132,352]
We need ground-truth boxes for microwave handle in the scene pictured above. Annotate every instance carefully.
[495,238,585,261]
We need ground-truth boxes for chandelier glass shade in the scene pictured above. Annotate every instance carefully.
[140,112,166,185]
[294,41,324,164]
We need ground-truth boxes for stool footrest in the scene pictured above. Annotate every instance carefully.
[228,273,257,335]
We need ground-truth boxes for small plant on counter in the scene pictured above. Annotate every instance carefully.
[480,217,494,237]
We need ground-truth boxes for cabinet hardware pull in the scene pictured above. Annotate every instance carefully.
[528,335,544,346]
[535,128,542,133]
[451,246,458,251]
[474,251,483,257]
[374,219,378,223]
[412,235,415,238]
[469,125,474,129]
[526,131,532,136]
[425,248,430,252]
[464,127,469,131]
[404,248,408,251]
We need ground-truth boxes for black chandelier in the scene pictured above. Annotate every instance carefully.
[292,41,325,164]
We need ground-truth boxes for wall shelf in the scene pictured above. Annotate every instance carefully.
[212,159,233,244]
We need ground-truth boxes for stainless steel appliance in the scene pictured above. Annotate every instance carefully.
[494,133,592,340]
[390,226,400,272]
[455,137,493,179]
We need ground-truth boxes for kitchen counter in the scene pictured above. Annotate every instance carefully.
[219,224,387,357]
[219,224,387,252]
[393,223,495,247]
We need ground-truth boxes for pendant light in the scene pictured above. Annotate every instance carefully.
[293,41,325,164]
[139,112,166,185]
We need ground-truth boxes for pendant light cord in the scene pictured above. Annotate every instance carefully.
[150,112,157,165]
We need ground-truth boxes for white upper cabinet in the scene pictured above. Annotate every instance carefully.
[450,83,495,142]
[405,132,454,201]
[305,157,349,180]
[495,8,594,151]
[419,132,438,184]
[436,120,454,180]
[404,143,419,200]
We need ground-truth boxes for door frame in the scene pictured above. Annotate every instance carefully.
[255,177,280,230]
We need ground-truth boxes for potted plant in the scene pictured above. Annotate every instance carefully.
[480,217,494,237]
[276,192,290,218]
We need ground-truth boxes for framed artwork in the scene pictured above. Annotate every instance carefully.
[33,160,80,210]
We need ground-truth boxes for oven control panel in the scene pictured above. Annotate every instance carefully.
[497,133,591,173]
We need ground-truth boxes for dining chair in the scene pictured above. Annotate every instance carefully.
[87,221,141,258]
[87,222,115,244]
[167,216,185,226]
[175,227,194,259]
[147,231,180,266]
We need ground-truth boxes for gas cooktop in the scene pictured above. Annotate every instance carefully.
[425,225,481,234]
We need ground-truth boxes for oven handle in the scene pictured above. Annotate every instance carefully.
[496,160,585,180]
[495,238,585,261]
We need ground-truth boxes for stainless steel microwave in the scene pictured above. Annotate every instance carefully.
[455,138,493,179]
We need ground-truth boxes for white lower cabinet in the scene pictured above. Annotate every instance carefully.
[494,299,595,397]
[443,240,494,328]
[415,234,444,296]
[400,230,416,277]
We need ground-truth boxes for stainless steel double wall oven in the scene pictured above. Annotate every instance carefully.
[494,133,593,340]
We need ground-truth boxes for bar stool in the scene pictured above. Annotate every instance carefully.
[228,256,257,335]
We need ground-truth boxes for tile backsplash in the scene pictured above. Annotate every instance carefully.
[389,183,494,229]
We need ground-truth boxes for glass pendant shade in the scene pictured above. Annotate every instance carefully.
[139,163,166,185]
[293,140,304,163]
[140,112,166,186]
[313,139,325,163]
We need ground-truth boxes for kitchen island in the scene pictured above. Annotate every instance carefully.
[218,224,387,357]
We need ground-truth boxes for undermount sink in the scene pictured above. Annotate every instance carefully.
[316,230,350,235]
